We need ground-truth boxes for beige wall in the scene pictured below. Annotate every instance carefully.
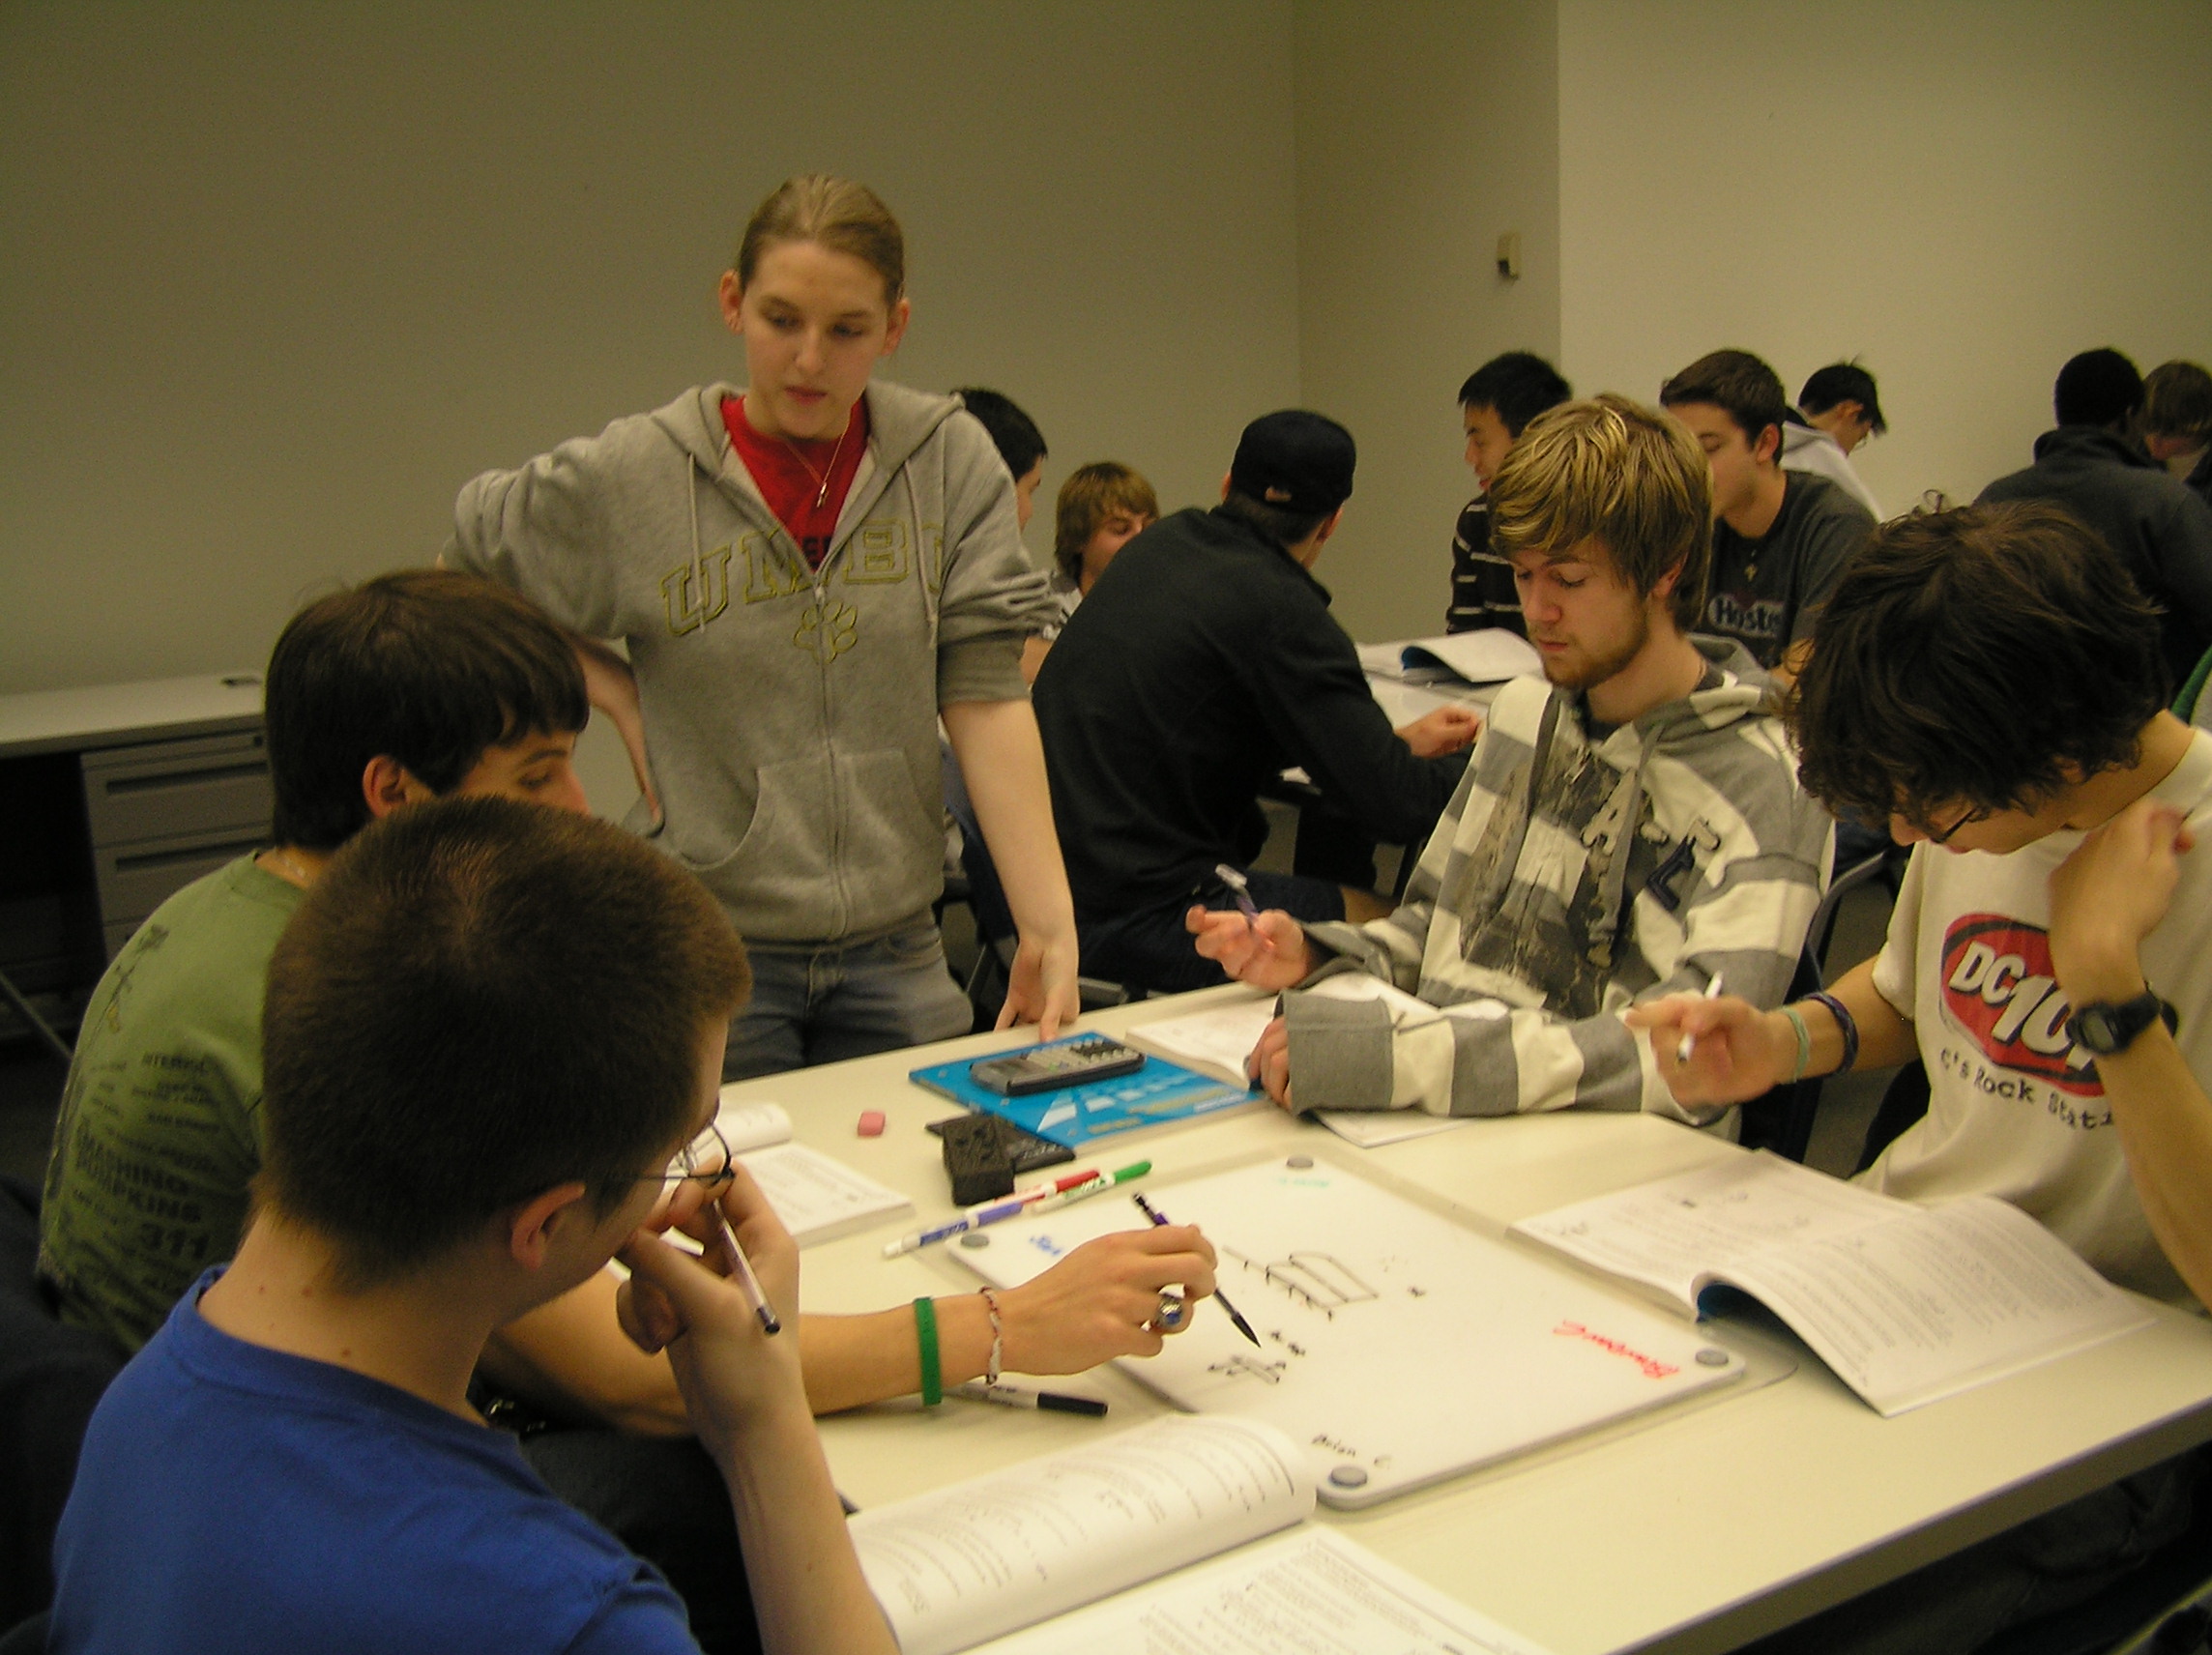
[1293,0,1562,646]
[9,0,2211,743]
[1557,0,2212,514]
[0,0,1301,711]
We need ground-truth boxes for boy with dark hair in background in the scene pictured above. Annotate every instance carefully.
[50,797,898,1655]
[1634,501,2212,1651]
[1659,348,1875,686]
[1446,351,1573,635]
[1783,361,1885,518]
[953,386,1049,529]
[1979,348,2212,687]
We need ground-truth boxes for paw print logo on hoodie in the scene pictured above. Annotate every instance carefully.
[795,598,859,663]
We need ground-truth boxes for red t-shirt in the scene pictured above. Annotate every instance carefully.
[722,395,870,569]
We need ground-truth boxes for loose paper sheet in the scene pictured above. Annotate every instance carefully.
[969,1527,1557,1655]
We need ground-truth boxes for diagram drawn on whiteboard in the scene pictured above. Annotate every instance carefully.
[1226,1248,1382,1319]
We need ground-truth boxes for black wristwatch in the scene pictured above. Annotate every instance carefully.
[2064,991,2178,1056]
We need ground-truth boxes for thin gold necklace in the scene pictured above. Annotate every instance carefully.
[778,415,851,510]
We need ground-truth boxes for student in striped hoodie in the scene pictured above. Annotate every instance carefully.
[1191,395,1831,1122]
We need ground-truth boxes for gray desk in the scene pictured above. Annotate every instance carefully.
[0,674,271,1040]
[726,987,2212,1654]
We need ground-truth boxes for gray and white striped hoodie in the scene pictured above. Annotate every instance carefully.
[1287,638,1831,1122]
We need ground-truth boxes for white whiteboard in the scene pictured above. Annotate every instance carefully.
[957,1155,1745,1507]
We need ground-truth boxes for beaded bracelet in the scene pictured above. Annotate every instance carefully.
[1806,990,1861,1076]
[979,1288,1005,1386]
[913,1296,942,1407]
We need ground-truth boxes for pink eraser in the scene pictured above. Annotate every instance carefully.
[857,1110,887,1138]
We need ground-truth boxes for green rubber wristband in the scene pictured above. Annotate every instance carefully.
[914,1296,942,1407]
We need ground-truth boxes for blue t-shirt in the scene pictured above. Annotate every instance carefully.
[50,1271,700,1655]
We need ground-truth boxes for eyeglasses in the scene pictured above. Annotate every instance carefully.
[1925,802,1993,846]
[638,1118,735,1189]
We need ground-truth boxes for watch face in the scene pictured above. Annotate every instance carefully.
[2067,993,2168,1056]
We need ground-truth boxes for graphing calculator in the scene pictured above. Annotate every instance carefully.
[967,1034,1147,1096]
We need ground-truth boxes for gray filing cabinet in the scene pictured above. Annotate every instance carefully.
[80,727,274,960]
[0,676,271,1037]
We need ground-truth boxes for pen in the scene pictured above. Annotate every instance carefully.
[882,1167,1104,1257]
[951,1380,1109,1417]
[1214,863,1262,929]
[1675,973,1725,1066]
[705,1201,781,1336]
[1024,1160,1151,1215]
[1131,1191,1261,1348]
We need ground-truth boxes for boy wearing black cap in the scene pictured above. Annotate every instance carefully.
[1033,410,1479,994]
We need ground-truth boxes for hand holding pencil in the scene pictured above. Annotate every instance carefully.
[616,1164,806,1448]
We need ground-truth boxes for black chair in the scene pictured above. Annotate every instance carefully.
[1736,850,1896,1163]
[0,1177,126,1629]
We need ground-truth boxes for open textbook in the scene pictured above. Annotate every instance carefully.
[1125,982,1489,1147]
[710,1096,912,1247]
[1358,632,1541,685]
[1511,1151,2154,1416]
[849,1415,1554,1655]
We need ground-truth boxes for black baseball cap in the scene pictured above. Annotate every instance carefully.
[1229,410,1356,515]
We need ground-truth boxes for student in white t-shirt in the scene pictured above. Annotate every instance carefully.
[1632,499,2212,1653]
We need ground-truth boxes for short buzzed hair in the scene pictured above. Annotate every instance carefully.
[1791,502,2166,829]
[1660,349,1790,460]
[1487,394,1713,629]
[267,571,588,853]
[260,797,749,1290]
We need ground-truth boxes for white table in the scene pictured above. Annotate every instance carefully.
[727,986,2212,1654]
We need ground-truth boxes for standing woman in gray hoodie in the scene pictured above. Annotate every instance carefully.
[449,174,1079,1078]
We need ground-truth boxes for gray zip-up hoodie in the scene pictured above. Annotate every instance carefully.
[448,380,1051,943]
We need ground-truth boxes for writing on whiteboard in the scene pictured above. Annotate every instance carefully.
[1553,1320,1679,1380]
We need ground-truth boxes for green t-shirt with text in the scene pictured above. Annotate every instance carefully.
[38,856,300,1351]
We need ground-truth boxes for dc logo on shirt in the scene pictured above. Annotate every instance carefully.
[1939,915,2101,1096]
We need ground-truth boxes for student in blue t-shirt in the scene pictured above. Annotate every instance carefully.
[49,797,897,1655]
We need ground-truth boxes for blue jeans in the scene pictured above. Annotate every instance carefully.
[1080,867,1348,996]
[723,917,973,1081]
